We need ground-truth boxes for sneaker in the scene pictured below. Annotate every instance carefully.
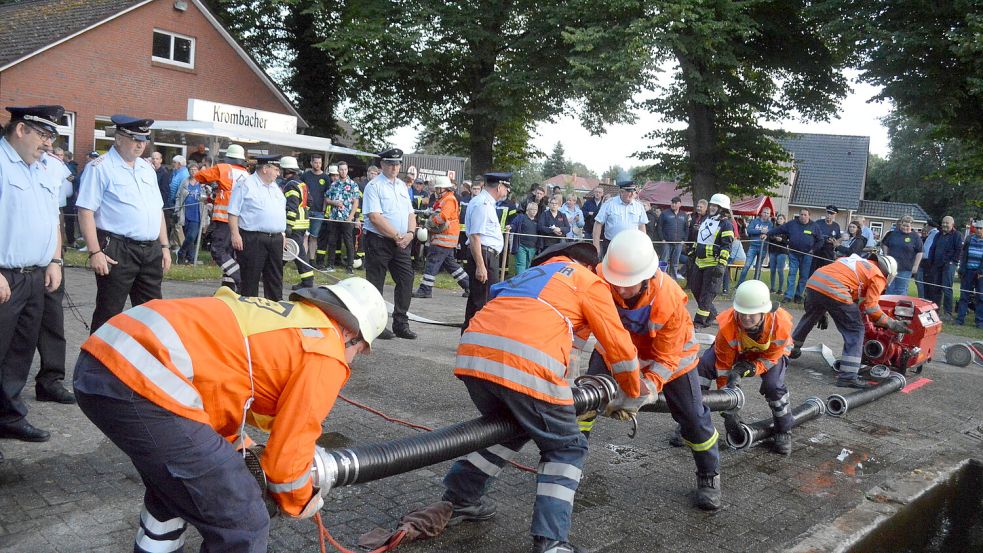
[532,537,584,553]
[836,375,874,389]
[668,424,684,447]
[346,268,355,275]
[772,431,792,455]
[447,502,496,526]
[695,473,722,511]
[325,266,336,272]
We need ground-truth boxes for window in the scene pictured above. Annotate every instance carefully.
[152,30,195,68]
[55,112,75,153]
[869,221,883,241]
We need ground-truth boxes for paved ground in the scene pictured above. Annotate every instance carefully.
[0,267,980,553]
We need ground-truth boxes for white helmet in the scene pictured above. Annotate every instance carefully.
[353,257,363,269]
[289,277,388,350]
[327,164,339,175]
[876,255,898,284]
[709,193,731,211]
[601,229,660,287]
[733,280,772,315]
[279,156,300,170]
[225,144,246,161]
[416,227,429,242]
[433,175,454,189]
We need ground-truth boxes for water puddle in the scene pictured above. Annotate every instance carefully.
[603,443,648,465]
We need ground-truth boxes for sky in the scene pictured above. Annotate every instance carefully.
[390,72,894,176]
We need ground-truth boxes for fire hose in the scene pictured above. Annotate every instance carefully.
[724,396,826,450]
[826,372,906,417]
[639,387,745,414]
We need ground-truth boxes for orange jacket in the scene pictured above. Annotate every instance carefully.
[430,191,460,248]
[80,290,349,517]
[597,267,699,392]
[710,307,793,389]
[195,163,248,223]
[807,255,891,326]
[456,256,640,404]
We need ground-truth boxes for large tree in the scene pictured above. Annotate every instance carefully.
[543,142,572,178]
[325,0,652,175]
[637,1,853,203]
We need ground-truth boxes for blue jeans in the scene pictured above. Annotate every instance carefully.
[442,376,586,542]
[738,241,766,284]
[769,251,787,292]
[886,270,913,296]
[956,269,983,327]
[915,267,926,298]
[661,243,684,278]
[785,252,811,300]
[178,220,200,262]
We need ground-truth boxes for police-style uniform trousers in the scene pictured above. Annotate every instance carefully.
[318,220,355,270]
[364,231,414,331]
[0,268,45,423]
[463,246,500,332]
[442,376,586,543]
[239,231,284,301]
[420,246,469,294]
[209,222,241,292]
[696,348,793,435]
[584,351,720,476]
[91,230,164,333]
[35,275,68,390]
[792,289,864,375]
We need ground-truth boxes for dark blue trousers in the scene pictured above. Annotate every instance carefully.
[792,288,864,375]
[696,348,793,433]
[74,353,269,553]
[442,376,586,542]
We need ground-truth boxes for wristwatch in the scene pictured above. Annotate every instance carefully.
[49,258,64,266]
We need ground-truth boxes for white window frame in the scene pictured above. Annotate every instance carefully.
[869,221,884,241]
[152,29,196,69]
[56,111,75,153]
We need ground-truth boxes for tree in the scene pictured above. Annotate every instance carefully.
[326,0,652,174]
[543,142,572,178]
[568,162,597,179]
[602,164,625,181]
[637,1,853,203]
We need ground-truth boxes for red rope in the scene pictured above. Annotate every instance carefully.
[314,513,406,553]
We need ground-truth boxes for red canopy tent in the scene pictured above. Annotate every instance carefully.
[637,180,775,216]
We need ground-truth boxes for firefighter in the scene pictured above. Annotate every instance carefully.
[441,241,641,553]
[195,144,249,291]
[584,229,722,511]
[72,278,387,553]
[412,175,469,298]
[691,193,735,328]
[697,280,796,455]
[790,254,912,388]
[280,156,314,289]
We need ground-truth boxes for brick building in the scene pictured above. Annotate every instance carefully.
[0,0,312,161]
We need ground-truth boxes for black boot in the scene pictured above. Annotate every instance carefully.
[772,431,792,455]
[695,473,722,511]
[412,287,432,299]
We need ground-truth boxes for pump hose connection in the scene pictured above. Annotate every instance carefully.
[310,374,619,494]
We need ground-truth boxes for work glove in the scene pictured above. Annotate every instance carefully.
[886,319,914,334]
[607,407,638,421]
[817,313,829,330]
[732,360,756,379]
[711,263,727,279]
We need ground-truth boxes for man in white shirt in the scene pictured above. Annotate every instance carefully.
[592,181,647,257]
[228,155,287,300]
[463,172,511,332]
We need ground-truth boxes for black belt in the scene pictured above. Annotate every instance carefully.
[241,230,281,237]
[480,245,500,255]
[0,265,45,274]
[100,230,157,247]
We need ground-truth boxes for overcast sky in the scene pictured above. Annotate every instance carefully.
[391,72,893,175]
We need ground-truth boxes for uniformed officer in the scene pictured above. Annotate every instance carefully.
[229,155,287,300]
[0,105,66,443]
[591,180,647,257]
[362,148,418,340]
[77,114,170,333]
[462,172,511,332]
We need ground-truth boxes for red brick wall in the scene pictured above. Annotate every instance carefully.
[0,0,296,155]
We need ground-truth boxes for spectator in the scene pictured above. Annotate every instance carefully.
[925,215,962,318]
[659,196,689,279]
[508,202,540,274]
[856,215,876,247]
[559,194,584,239]
[767,208,821,303]
[60,150,79,246]
[811,205,842,276]
[880,215,923,295]
[168,155,189,250]
[738,207,774,285]
[151,151,170,204]
[767,214,789,295]
[642,201,659,241]
[458,180,474,204]
[835,221,868,258]
[915,221,938,298]
[592,181,647,257]
[322,162,361,274]
[582,186,605,240]
[175,163,206,264]
[301,155,329,262]
[187,143,207,164]
[955,224,983,328]
[538,195,570,247]
[721,237,746,295]
[519,184,547,214]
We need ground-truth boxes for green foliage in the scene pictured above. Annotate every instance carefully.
[543,142,572,178]
[569,162,597,179]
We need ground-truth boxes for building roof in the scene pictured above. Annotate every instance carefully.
[857,200,931,223]
[780,133,870,211]
[638,180,775,215]
[544,174,601,192]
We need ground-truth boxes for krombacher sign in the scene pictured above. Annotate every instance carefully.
[187,99,297,134]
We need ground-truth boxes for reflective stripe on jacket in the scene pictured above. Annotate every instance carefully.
[430,191,460,248]
[711,307,793,388]
[284,178,310,231]
[806,255,891,325]
[598,268,699,392]
[195,163,248,223]
[455,256,640,404]
[695,216,734,268]
[79,289,349,517]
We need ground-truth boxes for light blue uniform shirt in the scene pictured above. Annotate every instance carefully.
[465,189,504,254]
[76,146,163,240]
[227,173,286,232]
[595,197,647,240]
[362,173,413,236]
[41,153,71,208]
[861,225,875,245]
[0,138,60,267]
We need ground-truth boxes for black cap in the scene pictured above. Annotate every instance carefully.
[531,242,599,268]
[617,180,637,191]
[253,154,280,166]
[671,196,682,203]
[87,151,100,159]
[377,148,403,163]
[926,220,939,228]
[111,114,153,141]
[484,172,512,187]
[825,205,839,214]
[5,105,64,134]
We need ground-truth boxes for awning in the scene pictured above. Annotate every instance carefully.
[150,120,376,157]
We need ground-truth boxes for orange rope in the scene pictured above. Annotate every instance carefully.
[314,513,406,553]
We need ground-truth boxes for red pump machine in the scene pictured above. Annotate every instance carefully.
[861,296,942,374]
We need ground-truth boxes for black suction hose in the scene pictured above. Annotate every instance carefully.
[315,375,618,490]
[725,397,826,450]
[638,387,745,413]
[826,372,906,417]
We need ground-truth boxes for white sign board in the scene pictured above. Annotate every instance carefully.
[187,99,297,134]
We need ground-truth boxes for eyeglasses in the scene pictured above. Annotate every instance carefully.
[26,123,56,143]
